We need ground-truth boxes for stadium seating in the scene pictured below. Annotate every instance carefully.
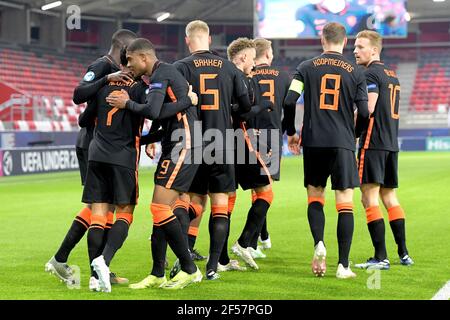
[0,46,92,126]
[1,44,449,131]
[409,49,450,112]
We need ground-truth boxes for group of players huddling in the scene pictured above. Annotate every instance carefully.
[44,20,413,292]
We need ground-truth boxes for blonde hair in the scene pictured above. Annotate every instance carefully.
[185,20,209,37]
[253,38,272,59]
[227,37,256,61]
[356,30,383,52]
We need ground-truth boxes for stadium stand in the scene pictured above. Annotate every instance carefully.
[410,48,450,113]
[0,44,95,129]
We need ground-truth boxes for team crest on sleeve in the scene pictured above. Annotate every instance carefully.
[83,71,95,82]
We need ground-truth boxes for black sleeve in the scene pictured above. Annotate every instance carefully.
[159,97,192,119]
[233,69,252,113]
[355,70,370,122]
[140,129,164,145]
[73,60,110,104]
[282,72,297,136]
[365,69,380,94]
[355,99,370,138]
[73,77,108,105]
[125,80,192,120]
[283,63,307,135]
[282,99,297,136]
[140,119,162,145]
[239,100,273,121]
[284,62,305,107]
[355,69,369,103]
[284,90,300,113]
[78,101,97,128]
[149,119,161,133]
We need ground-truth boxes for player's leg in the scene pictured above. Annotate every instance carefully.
[167,194,192,278]
[52,205,92,264]
[334,189,357,278]
[206,192,230,279]
[258,217,271,249]
[45,147,91,283]
[187,164,208,259]
[91,164,137,292]
[129,220,168,289]
[218,192,235,266]
[303,147,329,276]
[88,202,110,291]
[307,185,327,277]
[380,188,413,265]
[45,204,91,284]
[81,160,113,291]
[250,192,271,250]
[332,148,359,279]
[380,151,413,265]
[172,194,191,249]
[101,204,134,267]
[355,183,390,270]
[187,198,207,260]
[355,149,389,269]
[217,192,246,272]
[100,164,137,268]
[233,153,272,265]
[93,204,133,293]
[151,186,201,289]
[243,185,273,259]
[101,205,115,255]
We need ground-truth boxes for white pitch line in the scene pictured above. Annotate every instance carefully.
[431,281,450,300]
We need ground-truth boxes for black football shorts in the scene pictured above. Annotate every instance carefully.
[358,149,398,188]
[154,147,200,193]
[82,161,138,205]
[303,147,359,190]
[188,149,236,195]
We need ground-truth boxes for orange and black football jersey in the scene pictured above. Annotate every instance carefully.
[250,64,291,131]
[149,62,200,153]
[88,80,146,170]
[174,50,249,150]
[250,64,291,149]
[294,52,368,150]
[360,61,400,152]
[75,55,120,149]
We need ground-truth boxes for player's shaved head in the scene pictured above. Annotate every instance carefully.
[185,20,210,38]
[111,29,137,48]
[127,38,155,54]
[322,22,346,45]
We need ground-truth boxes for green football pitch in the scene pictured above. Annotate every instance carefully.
[1,152,449,300]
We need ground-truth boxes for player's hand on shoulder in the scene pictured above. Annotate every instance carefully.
[288,133,301,155]
[107,71,133,83]
[188,85,198,106]
[106,89,129,109]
